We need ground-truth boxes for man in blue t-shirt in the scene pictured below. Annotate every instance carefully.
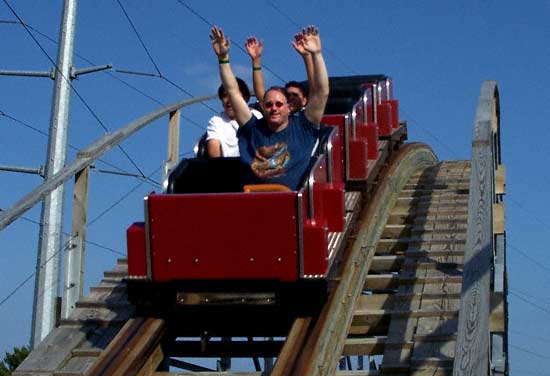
[210,25,329,190]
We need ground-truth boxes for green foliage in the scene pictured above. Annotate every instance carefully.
[0,346,30,376]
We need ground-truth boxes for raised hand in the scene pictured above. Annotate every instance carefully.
[210,25,231,57]
[300,25,321,55]
[291,32,310,57]
[245,36,263,60]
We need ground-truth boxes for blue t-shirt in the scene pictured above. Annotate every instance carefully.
[237,111,320,190]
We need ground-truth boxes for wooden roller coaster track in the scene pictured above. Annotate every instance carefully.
[13,81,507,376]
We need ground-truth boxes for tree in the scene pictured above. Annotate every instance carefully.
[0,346,29,376]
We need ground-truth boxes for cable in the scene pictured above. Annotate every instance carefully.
[509,243,550,274]
[0,109,159,186]
[87,163,164,227]
[16,21,180,110]
[4,18,166,107]
[115,0,162,77]
[509,290,550,316]
[0,208,124,308]
[87,149,195,230]
[9,17,216,121]
[510,344,550,360]
[0,110,49,137]
[509,329,549,344]
[0,236,70,309]
[114,0,218,116]
[511,369,549,376]
[0,270,35,307]
[3,0,149,180]
[112,1,215,174]
[508,195,549,229]
[174,0,286,84]
[510,287,550,308]
[399,108,461,159]
[265,0,359,76]
[0,205,126,256]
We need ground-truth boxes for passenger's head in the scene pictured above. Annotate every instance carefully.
[218,77,251,119]
[263,86,290,132]
[285,81,308,113]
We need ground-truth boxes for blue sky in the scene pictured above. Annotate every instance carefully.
[1,1,549,374]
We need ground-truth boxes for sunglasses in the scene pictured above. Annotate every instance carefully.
[264,101,286,109]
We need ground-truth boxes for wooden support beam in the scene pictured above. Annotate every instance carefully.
[453,80,499,376]
[167,110,180,165]
[62,166,90,319]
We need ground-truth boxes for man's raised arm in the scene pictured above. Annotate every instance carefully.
[291,32,315,95]
[300,26,329,125]
[210,26,252,127]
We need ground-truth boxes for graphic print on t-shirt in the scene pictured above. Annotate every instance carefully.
[251,142,290,178]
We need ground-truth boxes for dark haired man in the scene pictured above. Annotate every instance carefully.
[285,80,308,114]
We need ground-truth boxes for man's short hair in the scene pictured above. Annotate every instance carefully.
[285,81,308,99]
[264,86,287,98]
[218,77,251,102]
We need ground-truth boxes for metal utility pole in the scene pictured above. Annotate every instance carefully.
[31,0,78,348]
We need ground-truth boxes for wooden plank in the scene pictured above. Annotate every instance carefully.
[57,355,98,376]
[413,222,468,232]
[493,202,505,234]
[364,274,399,290]
[13,326,91,374]
[371,255,404,271]
[396,196,469,208]
[343,337,388,355]
[72,325,124,357]
[495,164,506,195]
[60,306,134,325]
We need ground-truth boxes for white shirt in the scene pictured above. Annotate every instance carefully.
[206,109,263,157]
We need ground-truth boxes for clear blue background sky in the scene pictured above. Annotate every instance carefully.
[1,1,549,374]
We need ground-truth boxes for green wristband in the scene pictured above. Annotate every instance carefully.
[219,58,230,64]
[253,66,262,71]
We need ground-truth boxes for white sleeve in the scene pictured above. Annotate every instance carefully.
[251,108,264,120]
[206,115,222,141]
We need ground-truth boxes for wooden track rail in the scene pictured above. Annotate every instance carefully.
[14,81,507,376]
